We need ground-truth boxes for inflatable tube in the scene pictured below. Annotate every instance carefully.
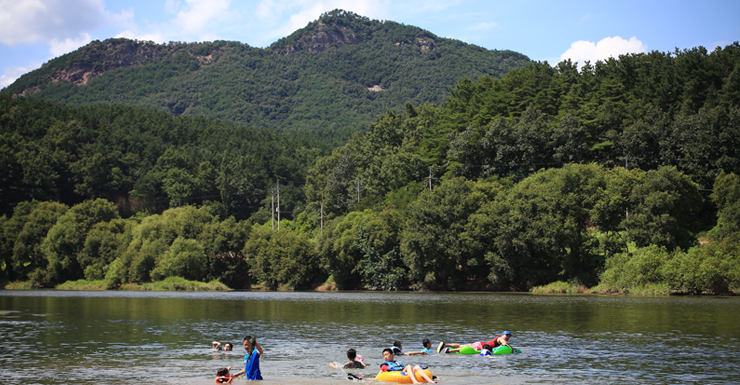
[456,346,480,354]
[493,346,522,355]
[376,369,433,383]
[451,345,522,355]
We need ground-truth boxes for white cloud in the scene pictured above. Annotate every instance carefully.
[111,0,232,44]
[393,0,462,14]
[115,30,166,44]
[165,0,181,14]
[560,36,648,66]
[197,33,221,42]
[0,62,42,89]
[0,0,103,46]
[256,0,288,20]
[104,7,135,30]
[174,0,231,36]
[49,32,93,57]
[255,0,391,43]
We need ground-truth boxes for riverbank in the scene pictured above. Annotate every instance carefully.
[5,277,737,295]
[530,280,739,296]
[3,277,230,291]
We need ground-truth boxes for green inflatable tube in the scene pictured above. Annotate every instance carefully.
[453,345,521,355]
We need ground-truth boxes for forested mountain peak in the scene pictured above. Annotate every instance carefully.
[270,9,437,55]
[2,10,531,132]
[271,10,373,54]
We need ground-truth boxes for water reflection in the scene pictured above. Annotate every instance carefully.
[1,291,738,384]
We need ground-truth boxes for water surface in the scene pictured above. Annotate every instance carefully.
[1,291,738,384]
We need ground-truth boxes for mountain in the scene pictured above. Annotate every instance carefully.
[1,10,531,132]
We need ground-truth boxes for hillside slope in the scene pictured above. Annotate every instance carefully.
[2,10,531,132]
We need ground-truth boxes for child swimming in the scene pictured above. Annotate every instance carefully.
[215,366,233,384]
[330,348,366,369]
[212,341,233,351]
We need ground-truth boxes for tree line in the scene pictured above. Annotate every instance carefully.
[1,165,737,293]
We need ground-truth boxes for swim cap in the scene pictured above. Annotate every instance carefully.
[503,330,512,335]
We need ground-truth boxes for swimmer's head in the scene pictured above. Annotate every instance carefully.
[347,348,357,361]
[217,367,229,377]
[382,348,394,361]
[224,342,233,351]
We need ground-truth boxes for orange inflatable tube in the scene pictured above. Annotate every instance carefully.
[375,369,433,383]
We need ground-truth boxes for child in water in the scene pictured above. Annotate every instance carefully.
[393,340,431,355]
[232,336,264,380]
[478,344,493,356]
[420,339,433,354]
[330,348,366,369]
[347,348,436,383]
[215,366,233,384]
[212,341,233,351]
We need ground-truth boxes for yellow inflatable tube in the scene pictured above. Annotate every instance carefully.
[375,369,433,383]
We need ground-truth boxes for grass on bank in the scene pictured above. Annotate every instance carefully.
[3,277,230,291]
[56,279,107,290]
[530,281,587,294]
[588,282,672,296]
[131,277,229,291]
[530,281,704,296]
[3,281,33,290]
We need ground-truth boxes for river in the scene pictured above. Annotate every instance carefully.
[1,291,738,384]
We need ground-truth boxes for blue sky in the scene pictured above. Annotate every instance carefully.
[1,0,739,89]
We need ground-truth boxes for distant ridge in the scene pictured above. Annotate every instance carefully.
[2,9,531,132]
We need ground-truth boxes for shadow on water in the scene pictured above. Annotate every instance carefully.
[1,291,739,384]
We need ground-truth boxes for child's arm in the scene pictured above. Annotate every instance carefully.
[231,368,245,378]
[405,350,427,355]
[255,342,264,355]
[329,363,339,369]
[212,341,222,350]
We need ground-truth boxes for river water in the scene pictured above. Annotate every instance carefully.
[0,291,738,384]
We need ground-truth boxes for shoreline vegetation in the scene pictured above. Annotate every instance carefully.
[3,277,229,291]
[3,277,737,296]
[529,281,738,296]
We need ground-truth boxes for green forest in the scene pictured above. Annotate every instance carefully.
[1,10,530,133]
[1,36,739,293]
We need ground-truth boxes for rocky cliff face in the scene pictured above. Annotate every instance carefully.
[274,15,367,55]
[272,10,440,56]
[287,22,361,52]
[11,39,218,97]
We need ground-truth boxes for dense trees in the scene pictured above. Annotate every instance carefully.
[1,42,739,293]
[2,165,731,292]
[401,177,498,290]
[0,95,332,220]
